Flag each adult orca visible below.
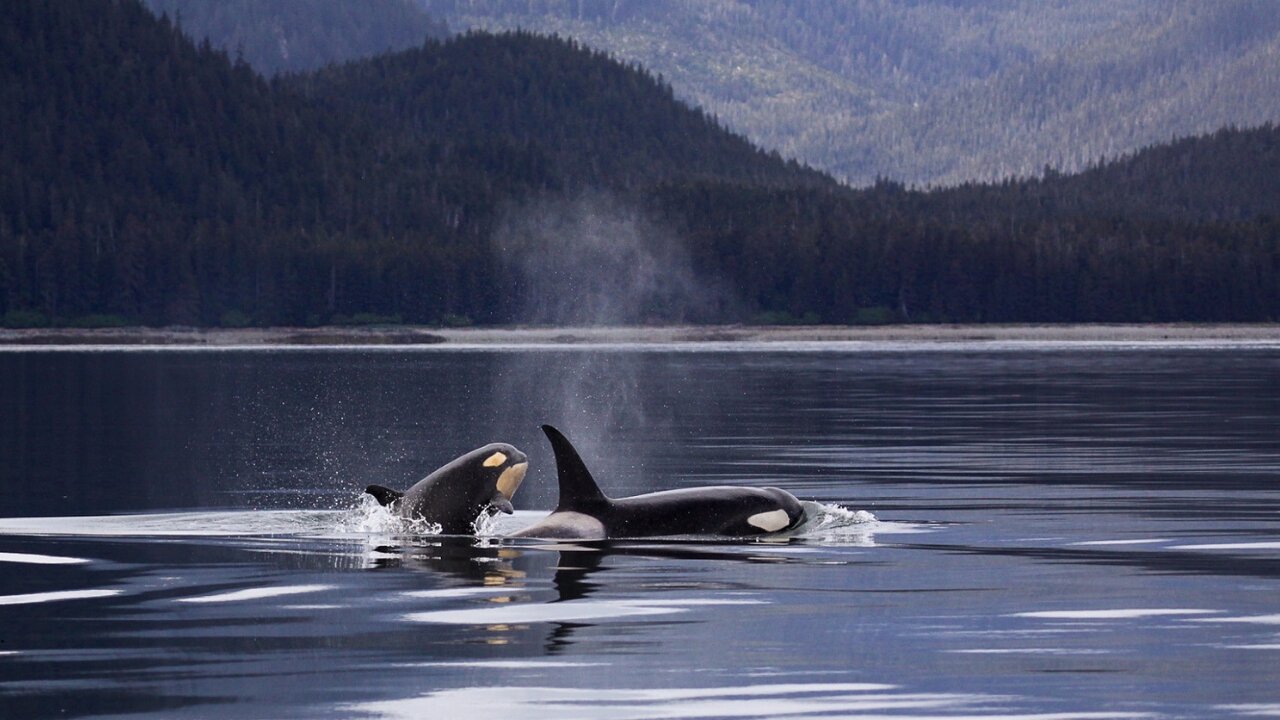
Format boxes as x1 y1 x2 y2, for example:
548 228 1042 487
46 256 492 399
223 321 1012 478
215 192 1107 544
366 443 528 534
511 425 805 540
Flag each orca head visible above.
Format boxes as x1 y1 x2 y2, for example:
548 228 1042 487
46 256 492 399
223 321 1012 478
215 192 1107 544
366 442 529 522
465 442 530 515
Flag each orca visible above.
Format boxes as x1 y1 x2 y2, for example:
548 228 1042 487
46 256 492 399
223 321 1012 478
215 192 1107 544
366 443 528 534
511 425 805 540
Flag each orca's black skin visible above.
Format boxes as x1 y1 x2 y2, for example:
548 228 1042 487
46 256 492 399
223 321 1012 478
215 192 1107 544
366 443 528 534
511 425 806 540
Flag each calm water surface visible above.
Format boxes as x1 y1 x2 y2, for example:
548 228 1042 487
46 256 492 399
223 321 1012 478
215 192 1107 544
0 343 1278 719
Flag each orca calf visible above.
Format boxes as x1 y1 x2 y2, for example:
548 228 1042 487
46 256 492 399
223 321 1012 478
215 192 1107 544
512 425 805 540
366 443 528 534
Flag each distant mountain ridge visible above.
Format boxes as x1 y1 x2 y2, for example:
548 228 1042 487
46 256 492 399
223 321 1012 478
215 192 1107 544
945 123 1280 225
0 0 819 328
1 0 1274 329
428 0 1280 186
142 0 449 75
288 30 826 192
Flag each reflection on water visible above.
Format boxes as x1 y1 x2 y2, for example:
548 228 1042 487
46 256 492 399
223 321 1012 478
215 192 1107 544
348 683 1060 720
0 346 1278 718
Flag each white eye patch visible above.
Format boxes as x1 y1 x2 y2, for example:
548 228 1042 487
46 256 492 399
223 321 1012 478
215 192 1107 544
747 509 791 532
483 452 508 468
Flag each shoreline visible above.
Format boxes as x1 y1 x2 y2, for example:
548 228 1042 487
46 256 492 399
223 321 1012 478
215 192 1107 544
2 323 1279 347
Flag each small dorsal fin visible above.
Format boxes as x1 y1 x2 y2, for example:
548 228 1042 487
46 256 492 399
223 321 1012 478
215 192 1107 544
365 484 404 506
541 425 609 512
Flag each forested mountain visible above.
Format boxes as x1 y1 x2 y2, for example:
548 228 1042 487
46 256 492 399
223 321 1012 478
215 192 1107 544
0 0 816 328
931 125 1280 225
1 0 1275 329
649 123 1279 325
141 0 449 75
287 31 825 192
429 0 1280 186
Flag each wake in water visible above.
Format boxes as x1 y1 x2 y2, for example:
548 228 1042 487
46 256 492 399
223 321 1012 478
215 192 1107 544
335 494 443 536
0 497 891 546
335 496 882 544
786 501 880 544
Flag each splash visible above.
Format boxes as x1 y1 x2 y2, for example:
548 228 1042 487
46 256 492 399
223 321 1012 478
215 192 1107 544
470 509 502 538
786 501 880 545
334 495 442 536
334 495 520 539
0 500 902 546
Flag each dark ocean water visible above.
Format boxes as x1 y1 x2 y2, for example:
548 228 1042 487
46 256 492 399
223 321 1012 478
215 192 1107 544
1 343 1277 719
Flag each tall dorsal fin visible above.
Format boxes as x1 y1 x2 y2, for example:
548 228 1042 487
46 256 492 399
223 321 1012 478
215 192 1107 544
365 484 404 507
541 425 609 512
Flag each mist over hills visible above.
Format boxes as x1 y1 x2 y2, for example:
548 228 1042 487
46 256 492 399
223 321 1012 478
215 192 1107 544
429 0 1280 186
1 0 1275 329
142 0 449 76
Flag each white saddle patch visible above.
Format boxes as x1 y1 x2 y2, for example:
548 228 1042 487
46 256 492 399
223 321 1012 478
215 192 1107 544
518 511 607 540
747 509 791 532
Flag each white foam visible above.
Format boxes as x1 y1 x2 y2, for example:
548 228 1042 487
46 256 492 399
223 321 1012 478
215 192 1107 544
1014 609 1218 620
402 587 521 599
1069 539 1171 547
471 511 503 538
0 510 341 537
782 502 911 546
345 683 1151 720
1169 542 1280 551
0 551 90 565
0 505 456 540
404 598 763 624
1190 614 1280 625
410 660 609 669
337 497 443 536
1218 705 1280 717
0 504 913 545
947 648 1113 656
0 588 121 606
178 584 333 604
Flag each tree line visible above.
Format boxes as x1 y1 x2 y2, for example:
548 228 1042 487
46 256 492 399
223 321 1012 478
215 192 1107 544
1 0 1275 328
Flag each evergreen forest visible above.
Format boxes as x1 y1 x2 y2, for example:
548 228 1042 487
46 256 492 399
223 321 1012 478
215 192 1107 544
2 0 1276 329
432 0 1280 187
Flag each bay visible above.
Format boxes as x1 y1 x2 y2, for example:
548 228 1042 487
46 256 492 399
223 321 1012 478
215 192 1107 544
0 343 1277 719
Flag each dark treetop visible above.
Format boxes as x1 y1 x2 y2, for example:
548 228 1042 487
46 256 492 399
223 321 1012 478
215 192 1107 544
1 0 1275 328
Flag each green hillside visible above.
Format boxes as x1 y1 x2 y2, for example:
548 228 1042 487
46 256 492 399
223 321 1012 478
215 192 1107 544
430 0 1280 186
288 30 826 191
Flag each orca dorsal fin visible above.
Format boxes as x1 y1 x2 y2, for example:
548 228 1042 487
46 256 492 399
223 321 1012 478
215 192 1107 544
541 425 609 512
365 484 404 507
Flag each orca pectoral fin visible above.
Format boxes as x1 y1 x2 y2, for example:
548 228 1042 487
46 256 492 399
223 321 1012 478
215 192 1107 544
366 485 405 506
488 494 515 515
